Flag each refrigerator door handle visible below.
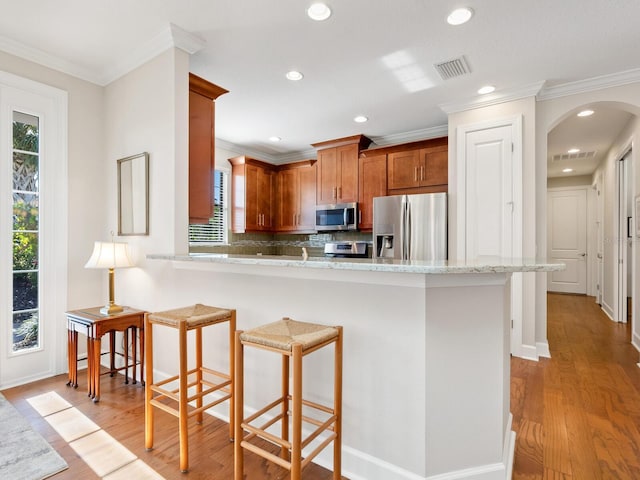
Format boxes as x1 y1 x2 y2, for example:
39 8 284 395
400 198 407 260
406 202 412 260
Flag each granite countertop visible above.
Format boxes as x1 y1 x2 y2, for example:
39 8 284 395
147 253 565 274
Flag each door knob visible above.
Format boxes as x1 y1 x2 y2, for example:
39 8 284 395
578 253 586 257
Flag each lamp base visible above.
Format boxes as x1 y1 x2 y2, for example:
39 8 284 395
99 304 124 316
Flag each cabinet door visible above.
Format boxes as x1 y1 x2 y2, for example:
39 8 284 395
336 144 359 203
189 90 214 223
421 146 448 186
317 148 337 204
245 164 261 230
258 168 275 229
387 149 421 190
276 168 298 231
298 163 317 231
358 154 387 231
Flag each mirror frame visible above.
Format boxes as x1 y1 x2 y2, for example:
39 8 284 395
117 152 149 236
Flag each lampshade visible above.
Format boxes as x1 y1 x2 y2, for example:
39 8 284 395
85 241 134 269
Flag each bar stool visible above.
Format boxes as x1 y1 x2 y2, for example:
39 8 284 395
144 304 236 473
234 317 343 480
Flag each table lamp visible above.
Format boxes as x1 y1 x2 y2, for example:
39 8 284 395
85 239 134 315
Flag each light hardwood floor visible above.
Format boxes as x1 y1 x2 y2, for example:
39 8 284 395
3 293 640 479
511 293 640 479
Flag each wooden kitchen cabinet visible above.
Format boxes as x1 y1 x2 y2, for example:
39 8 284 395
188 73 228 224
387 144 448 194
358 154 387 231
275 160 317 232
312 135 372 205
229 156 276 233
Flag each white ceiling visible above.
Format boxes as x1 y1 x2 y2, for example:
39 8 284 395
1 0 640 171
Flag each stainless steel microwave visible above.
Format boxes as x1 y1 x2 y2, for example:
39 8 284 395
315 202 358 231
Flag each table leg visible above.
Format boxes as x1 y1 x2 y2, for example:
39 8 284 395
93 337 102 402
124 328 130 384
72 330 78 388
87 336 93 397
109 331 116 377
131 326 137 385
66 328 73 386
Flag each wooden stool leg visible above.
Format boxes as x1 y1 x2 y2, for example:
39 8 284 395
196 326 203 424
144 315 154 451
234 331 244 480
333 327 343 480
87 336 93 397
179 321 189 473
291 343 303 480
93 337 102 402
228 310 236 440
281 352 290 461
140 325 145 386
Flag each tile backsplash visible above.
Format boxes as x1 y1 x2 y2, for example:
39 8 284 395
189 231 373 257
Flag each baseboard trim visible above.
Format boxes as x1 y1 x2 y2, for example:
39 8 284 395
537 341 551 358
601 302 614 321
632 332 640 353
517 344 539 361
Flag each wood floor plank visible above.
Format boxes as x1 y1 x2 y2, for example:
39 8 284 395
512 293 640 480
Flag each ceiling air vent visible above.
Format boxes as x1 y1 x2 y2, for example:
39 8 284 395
551 151 597 162
434 56 470 80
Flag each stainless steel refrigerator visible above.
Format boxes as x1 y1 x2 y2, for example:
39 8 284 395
373 192 447 261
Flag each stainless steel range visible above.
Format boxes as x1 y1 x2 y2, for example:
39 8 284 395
324 241 369 258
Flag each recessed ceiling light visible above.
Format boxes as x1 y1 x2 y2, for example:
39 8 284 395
307 3 332 21
577 109 594 117
286 70 304 81
269 136 282 142
353 115 368 123
568 148 580 154
562 168 573 173
447 7 474 26
477 85 495 95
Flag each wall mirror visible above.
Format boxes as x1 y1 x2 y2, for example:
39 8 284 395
118 152 149 236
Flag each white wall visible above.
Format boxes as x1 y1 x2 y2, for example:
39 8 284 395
537 86 640 354
547 175 592 189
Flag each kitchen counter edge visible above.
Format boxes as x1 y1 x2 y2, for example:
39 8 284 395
146 253 564 274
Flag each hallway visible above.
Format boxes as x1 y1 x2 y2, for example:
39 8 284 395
512 293 640 479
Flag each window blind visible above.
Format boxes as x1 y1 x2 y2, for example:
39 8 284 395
189 170 227 244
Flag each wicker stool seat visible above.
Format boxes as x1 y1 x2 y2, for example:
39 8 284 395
234 317 343 480
145 304 236 473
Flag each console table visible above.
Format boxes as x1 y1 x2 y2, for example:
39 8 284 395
66 307 145 402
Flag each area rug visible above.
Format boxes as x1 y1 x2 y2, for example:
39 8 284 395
0 392 68 479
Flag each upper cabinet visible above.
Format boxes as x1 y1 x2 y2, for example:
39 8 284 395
229 156 276 233
358 154 387 231
275 160 317 233
189 73 228 224
312 135 373 205
366 137 448 195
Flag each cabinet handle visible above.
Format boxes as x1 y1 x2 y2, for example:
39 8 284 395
421 165 425 181
414 167 418 182
293 213 297 226
359 211 362 224
338 186 342 199
333 187 337 199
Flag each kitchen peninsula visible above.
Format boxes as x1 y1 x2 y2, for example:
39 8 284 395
146 253 562 480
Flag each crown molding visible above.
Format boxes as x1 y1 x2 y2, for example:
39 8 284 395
0 34 105 85
369 124 449 146
102 23 206 85
537 67 640 101
0 23 205 86
439 81 545 114
215 138 281 164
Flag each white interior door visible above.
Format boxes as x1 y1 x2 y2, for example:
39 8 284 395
547 188 587 294
459 120 524 356
464 125 514 259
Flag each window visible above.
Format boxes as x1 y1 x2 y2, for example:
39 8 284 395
189 169 228 244
12 112 40 352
